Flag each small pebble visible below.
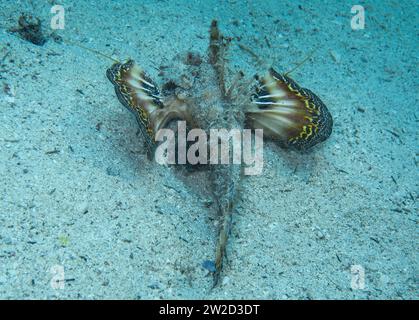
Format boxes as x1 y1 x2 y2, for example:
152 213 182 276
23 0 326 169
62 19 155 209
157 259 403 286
106 166 120 177
75 201 88 214
329 50 341 63
222 276 230 286
202 199 214 208
2 83 15 103
202 260 216 272
3 237 13 245
148 283 160 289
316 230 325 240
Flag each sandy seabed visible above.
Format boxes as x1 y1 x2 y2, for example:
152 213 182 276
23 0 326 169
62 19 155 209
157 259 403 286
0 0 417 299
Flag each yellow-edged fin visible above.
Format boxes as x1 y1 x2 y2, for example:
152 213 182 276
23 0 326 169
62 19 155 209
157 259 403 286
106 60 164 158
247 68 332 150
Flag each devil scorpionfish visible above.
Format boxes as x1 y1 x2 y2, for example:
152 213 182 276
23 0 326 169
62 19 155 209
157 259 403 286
105 20 333 286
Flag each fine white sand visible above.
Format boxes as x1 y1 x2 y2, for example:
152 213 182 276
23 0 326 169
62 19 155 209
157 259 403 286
0 0 417 299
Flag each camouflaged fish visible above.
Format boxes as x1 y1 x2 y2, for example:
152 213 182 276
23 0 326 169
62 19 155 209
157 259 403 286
105 20 333 286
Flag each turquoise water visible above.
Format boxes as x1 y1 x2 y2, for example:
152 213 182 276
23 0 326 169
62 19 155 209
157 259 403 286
0 0 417 299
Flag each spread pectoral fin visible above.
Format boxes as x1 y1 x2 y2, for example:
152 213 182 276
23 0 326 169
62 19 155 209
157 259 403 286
107 60 192 158
245 68 333 150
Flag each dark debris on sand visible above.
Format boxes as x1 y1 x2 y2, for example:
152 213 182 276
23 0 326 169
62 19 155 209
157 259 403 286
9 14 47 46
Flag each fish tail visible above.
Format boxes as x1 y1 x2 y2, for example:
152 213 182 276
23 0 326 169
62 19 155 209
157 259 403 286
213 205 233 286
